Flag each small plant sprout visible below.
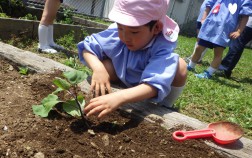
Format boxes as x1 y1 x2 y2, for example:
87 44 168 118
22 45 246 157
18 66 29 75
32 70 89 122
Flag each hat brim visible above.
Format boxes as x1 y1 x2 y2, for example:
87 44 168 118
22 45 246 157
162 16 179 42
109 8 151 27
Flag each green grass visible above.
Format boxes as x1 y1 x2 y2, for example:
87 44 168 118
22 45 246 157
175 36 252 139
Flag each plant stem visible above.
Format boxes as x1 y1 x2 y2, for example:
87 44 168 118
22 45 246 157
67 90 90 128
74 97 90 128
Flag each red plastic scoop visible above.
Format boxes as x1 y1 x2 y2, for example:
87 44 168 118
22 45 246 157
173 121 244 144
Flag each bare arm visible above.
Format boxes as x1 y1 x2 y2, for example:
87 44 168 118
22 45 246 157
117 83 157 104
201 7 211 24
83 51 112 96
84 83 158 118
230 15 249 39
83 51 158 118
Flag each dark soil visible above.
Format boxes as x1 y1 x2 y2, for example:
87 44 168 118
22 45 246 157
0 56 227 158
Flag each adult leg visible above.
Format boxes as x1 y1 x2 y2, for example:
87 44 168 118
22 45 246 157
38 0 61 53
221 27 252 73
40 0 61 26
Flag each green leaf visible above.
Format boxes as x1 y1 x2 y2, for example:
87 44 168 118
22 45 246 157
32 94 62 117
63 70 88 85
53 78 71 90
52 87 64 94
62 97 86 117
32 104 48 117
63 100 81 117
78 95 86 111
18 66 29 75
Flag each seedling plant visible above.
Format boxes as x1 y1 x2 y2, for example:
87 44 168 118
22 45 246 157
32 70 90 123
18 66 29 75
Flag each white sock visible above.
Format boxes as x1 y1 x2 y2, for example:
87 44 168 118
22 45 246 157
207 66 217 75
38 24 49 48
160 85 185 107
199 48 208 61
48 25 55 45
189 42 198 58
189 60 196 68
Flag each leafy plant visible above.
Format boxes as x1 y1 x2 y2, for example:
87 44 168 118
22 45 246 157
32 70 89 120
0 13 9 18
0 0 26 17
64 56 92 74
19 13 37 20
56 30 77 52
18 66 29 75
59 7 74 24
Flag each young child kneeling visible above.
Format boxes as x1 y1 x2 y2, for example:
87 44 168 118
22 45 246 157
78 0 187 118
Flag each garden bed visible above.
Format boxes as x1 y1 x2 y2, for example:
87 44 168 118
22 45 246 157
0 56 227 158
1 42 252 158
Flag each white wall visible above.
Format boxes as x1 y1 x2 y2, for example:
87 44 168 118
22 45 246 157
63 0 204 25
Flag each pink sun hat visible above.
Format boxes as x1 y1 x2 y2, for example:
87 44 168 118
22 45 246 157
108 0 179 42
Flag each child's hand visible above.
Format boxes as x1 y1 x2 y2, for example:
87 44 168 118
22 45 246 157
229 31 241 40
91 70 112 97
84 92 123 118
201 19 206 24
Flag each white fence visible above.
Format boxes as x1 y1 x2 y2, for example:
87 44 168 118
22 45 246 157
24 0 252 47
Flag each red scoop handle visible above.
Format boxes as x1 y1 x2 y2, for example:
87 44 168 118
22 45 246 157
173 128 216 141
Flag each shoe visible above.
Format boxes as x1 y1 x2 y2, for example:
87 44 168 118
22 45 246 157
184 56 202 64
38 45 58 54
184 56 191 63
224 70 231 78
49 43 65 50
215 70 232 78
197 60 203 64
195 70 212 79
187 65 195 71
157 101 179 111
158 99 173 108
218 64 226 71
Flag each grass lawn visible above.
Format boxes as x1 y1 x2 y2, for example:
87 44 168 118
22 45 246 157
3 33 252 139
175 36 252 139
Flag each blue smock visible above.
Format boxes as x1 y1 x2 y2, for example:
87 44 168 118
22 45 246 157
198 0 252 47
197 0 210 22
77 25 179 102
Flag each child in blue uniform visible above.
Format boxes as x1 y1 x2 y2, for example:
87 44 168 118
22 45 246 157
219 16 252 78
189 0 210 63
78 0 187 118
187 0 252 79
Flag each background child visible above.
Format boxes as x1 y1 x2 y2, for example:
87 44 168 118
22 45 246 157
187 0 252 79
78 0 187 118
187 0 209 63
219 16 252 78
38 0 64 53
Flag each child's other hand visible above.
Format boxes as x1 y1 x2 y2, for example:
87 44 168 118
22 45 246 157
201 19 205 24
229 31 241 40
91 70 111 97
84 92 122 118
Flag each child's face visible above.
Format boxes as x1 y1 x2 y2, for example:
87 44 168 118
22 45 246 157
117 22 161 51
